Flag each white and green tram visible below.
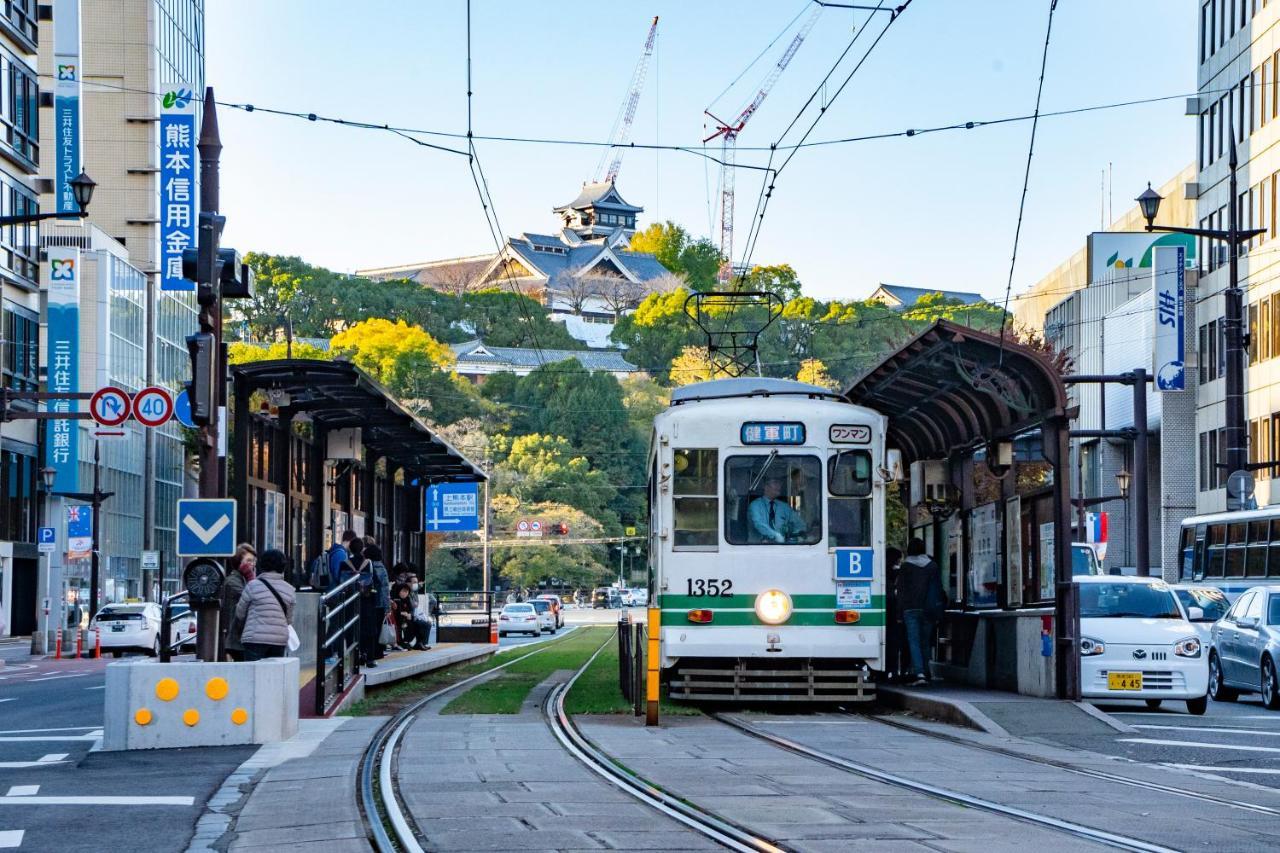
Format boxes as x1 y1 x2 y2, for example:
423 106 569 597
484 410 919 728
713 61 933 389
647 377 891 702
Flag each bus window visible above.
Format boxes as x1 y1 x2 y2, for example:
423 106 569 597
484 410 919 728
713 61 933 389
672 449 718 550
1206 524 1226 577
1226 522 1247 576
1179 526 1195 580
1248 521 1270 577
829 451 872 548
1270 520 1280 576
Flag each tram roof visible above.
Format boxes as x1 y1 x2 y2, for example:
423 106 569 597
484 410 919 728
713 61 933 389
670 377 843 404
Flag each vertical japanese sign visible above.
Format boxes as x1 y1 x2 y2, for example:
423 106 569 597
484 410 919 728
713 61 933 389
45 247 81 493
53 0 81 215
1153 244 1186 391
160 85 196 291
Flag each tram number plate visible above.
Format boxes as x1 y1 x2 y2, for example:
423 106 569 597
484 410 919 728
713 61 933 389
829 424 871 444
686 578 733 597
1107 672 1143 691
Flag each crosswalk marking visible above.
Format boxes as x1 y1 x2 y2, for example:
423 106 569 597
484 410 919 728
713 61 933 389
0 830 23 848
0 754 69 769
1165 763 1280 775
6 786 37 797
1120 737 1280 754
1132 723 1280 736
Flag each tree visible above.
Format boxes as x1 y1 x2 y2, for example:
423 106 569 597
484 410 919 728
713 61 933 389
629 221 722 290
620 375 669 438
227 340 331 365
491 433 619 529
459 290 584 349
489 500 609 590
796 358 838 390
669 345 716 386
740 263 802 302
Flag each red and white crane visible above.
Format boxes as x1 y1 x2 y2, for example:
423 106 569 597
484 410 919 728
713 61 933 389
596 16 660 185
704 4 822 283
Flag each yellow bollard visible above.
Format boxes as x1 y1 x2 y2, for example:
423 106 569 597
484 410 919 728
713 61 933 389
645 605 660 726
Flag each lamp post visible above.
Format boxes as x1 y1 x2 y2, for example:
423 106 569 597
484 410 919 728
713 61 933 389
0 172 95 226
1138 127 1266 511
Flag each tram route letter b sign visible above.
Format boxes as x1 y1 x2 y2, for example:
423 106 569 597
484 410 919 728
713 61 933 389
834 547 874 581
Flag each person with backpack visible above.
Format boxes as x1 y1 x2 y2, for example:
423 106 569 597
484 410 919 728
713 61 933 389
234 549 296 661
364 542 391 659
314 529 357 590
896 538 944 686
343 538 381 667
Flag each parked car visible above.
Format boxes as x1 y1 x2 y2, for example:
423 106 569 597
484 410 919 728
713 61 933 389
498 603 540 637
529 598 556 634
89 602 196 657
619 588 649 607
1076 576 1210 715
592 587 617 609
1071 543 1103 576
1171 584 1232 643
1208 584 1280 709
535 594 564 628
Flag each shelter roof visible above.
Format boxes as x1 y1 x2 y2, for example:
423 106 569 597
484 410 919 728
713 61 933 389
231 359 486 482
843 320 1068 464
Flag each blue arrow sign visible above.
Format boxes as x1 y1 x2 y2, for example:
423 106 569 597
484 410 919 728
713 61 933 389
177 498 238 557
424 482 479 532
173 388 195 428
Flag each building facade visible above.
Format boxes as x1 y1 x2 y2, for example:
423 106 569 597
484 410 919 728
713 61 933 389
449 339 638 382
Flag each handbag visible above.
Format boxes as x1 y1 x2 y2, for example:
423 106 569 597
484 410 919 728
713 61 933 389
262 578 301 653
379 619 396 647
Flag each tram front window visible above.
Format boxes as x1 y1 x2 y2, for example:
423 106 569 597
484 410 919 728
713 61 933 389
725 455 821 545
829 450 872 548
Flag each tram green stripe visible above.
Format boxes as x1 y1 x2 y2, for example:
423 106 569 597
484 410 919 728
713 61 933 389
659 594 885 609
659 610 886 627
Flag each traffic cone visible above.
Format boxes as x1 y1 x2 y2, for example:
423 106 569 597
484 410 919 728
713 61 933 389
54 628 62 660
75 629 83 659
94 628 101 659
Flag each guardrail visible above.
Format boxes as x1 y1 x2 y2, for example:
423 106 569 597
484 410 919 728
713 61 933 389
433 590 495 644
617 613 644 716
315 573 363 716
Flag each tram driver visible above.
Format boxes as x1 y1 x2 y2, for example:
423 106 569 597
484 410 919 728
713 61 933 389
749 475 808 543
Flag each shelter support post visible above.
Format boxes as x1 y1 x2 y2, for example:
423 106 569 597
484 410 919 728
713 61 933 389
1045 417 1080 700
1132 368 1150 577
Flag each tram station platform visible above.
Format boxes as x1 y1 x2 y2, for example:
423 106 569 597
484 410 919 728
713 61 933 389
362 642 494 688
879 681 1133 738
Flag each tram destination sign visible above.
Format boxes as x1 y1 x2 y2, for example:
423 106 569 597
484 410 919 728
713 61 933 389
829 424 872 444
741 422 805 445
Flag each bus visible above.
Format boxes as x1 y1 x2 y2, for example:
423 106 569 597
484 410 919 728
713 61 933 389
1178 507 1280 600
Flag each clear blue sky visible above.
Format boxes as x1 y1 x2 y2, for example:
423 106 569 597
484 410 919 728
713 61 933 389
207 1 1195 303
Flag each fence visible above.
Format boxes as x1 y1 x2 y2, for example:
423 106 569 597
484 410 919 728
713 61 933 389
433 591 495 644
616 614 645 716
315 573 363 716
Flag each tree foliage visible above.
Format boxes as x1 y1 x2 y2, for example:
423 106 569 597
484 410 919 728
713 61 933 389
628 221 722 291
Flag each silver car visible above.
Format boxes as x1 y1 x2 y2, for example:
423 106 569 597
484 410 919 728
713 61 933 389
1208 584 1280 709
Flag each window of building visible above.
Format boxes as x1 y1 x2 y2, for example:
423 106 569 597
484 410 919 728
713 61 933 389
1250 304 1259 364
0 172 36 288
1201 2 1210 61
724 454 822 546
0 1 36 50
1265 63 1272 128
1274 52 1280 119
2 302 35 393
672 448 717 550
3 51 36 166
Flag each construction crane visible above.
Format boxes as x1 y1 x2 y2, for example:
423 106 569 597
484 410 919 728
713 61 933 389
704 4 822 283
595 16 660 185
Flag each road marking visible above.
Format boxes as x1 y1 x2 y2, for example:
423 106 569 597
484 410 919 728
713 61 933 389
28 673 93 683
182 513 229 545
0 795 194 806
0 727 100 735
6 786 37 797
1121 737 1280 754
85 685 104 690
1165 763 1280 775
1114 711 1280 719
0 734 101 742
0 830 22 848
0 754 69 769
1132 724 1280 736
0 699 13 704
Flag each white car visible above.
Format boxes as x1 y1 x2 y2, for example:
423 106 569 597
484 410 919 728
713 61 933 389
89 602 197 657
1170 584 1232 644
1077 576 1210 715
498 603 540 637
620 588 649 607
529 598 556 634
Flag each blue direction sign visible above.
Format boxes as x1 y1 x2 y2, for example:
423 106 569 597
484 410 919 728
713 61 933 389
177 498 237 556
834 547 875 581
37 526 56 553
424 482 479 532
173 388 195 428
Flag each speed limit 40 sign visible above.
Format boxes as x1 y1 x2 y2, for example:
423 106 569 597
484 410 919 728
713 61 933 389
132 386 175 428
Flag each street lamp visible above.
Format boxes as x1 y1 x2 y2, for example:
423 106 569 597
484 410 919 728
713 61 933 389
40 466 56 492
1115 468 1131 499
0 171 96 226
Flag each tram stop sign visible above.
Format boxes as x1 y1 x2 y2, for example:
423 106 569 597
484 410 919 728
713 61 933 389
424 482 479 532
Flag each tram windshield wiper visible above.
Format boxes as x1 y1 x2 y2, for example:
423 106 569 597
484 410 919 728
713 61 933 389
749 450 780 493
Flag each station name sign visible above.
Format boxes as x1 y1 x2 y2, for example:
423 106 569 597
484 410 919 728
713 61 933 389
741 422 806 445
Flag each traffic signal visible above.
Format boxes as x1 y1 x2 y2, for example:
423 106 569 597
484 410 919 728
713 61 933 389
181 212 226 307
185 331 216 425
549 522 569 536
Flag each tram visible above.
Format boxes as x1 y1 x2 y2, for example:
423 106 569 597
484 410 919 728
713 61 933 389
647 376 892 702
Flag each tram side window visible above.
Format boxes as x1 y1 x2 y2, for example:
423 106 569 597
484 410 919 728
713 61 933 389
1247 520 1270 577
724 455 822 545
1206 523 1226 577
829 451 872 548
673 449 718 550
1226 522 1247 576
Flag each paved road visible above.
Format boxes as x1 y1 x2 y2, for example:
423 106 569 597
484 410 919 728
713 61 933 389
0 652 251 852
1089 694 1280 788
496 605 642 649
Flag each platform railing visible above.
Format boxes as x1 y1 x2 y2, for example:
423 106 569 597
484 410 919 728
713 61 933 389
315 573 362 716
433 590 494 643
617 613 644 716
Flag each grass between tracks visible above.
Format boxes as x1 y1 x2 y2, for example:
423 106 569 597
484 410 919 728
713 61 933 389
564 630 702 716
441 627 610 714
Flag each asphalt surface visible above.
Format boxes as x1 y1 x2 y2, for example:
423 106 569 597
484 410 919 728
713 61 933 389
0 647 252 852
496 604 642 649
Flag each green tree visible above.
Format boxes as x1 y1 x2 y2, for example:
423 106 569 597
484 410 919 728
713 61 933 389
227 340 331 365
796 358 838 390
459 290 584 349
489 499 609 590
629 221 722 290
491 433 619 530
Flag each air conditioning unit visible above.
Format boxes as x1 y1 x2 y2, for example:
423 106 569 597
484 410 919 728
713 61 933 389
327 428 362 461
909 460 947 506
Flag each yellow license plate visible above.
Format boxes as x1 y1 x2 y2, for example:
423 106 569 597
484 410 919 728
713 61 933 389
1108 672 1143 690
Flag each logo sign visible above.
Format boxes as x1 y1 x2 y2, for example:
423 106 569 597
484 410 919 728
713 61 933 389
177 498 238 556
173 387 196 428
45 246 80 494
89 386 131 427
1152 244 1186 392
141 550 160 570
132 386 174 427
741 421 806 445
37 527 56 554
53 0 82 216
160 85 196 291
834 547 874 581
424 482 480 532
1089 231 1196 282
66 505 92 556
829 424 872 445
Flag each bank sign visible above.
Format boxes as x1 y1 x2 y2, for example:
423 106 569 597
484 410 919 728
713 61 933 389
1152 244 1186 392
45 247 80 493
160 85 196 291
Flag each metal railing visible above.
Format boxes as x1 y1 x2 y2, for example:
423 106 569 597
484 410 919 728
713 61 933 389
315 573 363 716
433 590 495 643
617 614 644 716
158 592 192 663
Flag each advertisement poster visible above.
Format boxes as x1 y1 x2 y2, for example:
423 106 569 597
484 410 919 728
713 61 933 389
836 581 871 610
968 502 1000 608
1039 521 1056 601
53 0 81 214
1005 497 1023 608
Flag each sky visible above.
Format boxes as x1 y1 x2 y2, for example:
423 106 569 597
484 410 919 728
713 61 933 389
207 1 1196 304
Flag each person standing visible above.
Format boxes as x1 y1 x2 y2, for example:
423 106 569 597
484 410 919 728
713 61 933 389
364 543 391 660
896 538 942 686
220 543 256 662
883 546 904 681
234 549 296 661
328 529 357 588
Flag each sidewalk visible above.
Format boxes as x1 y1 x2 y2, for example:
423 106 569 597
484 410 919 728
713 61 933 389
878 680 1131 737
362 641 494 687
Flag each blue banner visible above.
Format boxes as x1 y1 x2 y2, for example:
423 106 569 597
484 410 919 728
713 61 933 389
160 86 196 291
1153 245 1186 392
53 0 81 215
45 247 80 493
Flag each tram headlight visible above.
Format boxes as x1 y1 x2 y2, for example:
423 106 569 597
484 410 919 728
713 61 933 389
755 589 792 625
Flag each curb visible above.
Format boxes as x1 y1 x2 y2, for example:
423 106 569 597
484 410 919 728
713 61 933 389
1073 700 1138 733
878 685 1011 737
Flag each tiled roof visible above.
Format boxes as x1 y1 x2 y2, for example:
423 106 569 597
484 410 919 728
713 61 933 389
451 339 637 372
507 235 670 283
554 180 643 213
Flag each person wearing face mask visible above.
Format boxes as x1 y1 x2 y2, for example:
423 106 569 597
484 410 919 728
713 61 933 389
221 543 256 661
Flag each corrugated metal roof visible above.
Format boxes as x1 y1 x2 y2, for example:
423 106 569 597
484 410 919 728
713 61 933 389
874 284 987 306
451 339 637 372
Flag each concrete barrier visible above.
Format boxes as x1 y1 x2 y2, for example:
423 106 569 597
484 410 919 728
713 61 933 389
102 657 298 751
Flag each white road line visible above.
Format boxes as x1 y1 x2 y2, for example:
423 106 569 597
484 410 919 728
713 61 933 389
0 699 13 703
1121 737 1280 754
1132 723 1280 736
1165 763 1280 775
0 830 22 848
0 727 100 735
0 795 194 806
0 734 100 742
1114 711 1280 719
6 786 37 797
84 685 104 690
28 673 93 683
